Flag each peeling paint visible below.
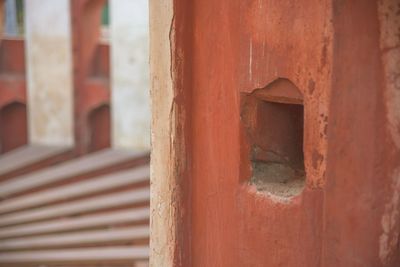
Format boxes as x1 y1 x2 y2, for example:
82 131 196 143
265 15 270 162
149 1 179 266
380 168 400 264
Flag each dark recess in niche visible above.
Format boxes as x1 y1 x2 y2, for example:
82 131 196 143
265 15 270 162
241 78 305 198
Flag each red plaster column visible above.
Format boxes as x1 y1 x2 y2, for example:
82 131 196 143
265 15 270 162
71 0 110 154
150 0 400 266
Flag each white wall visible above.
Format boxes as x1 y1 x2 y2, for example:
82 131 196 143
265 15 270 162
24 0 74 147
110 0 150 150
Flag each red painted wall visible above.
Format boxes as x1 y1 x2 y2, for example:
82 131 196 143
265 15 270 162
0 39 27 153
71 0 110 154
159 0 400 266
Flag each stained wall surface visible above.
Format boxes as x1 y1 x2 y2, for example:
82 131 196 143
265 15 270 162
150 0 400 266
25 0 74 147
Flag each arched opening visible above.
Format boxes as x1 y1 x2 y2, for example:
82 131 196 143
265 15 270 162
88 104 111 152
0 101 27 153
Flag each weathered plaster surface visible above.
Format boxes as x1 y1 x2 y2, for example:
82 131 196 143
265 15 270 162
110 0 150 150
25 0 74 146
378 0 400 264
149 1 175 266
150 0 400 266
239 0 333 189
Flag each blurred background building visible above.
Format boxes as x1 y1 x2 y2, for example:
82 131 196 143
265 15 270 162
0 0 150 266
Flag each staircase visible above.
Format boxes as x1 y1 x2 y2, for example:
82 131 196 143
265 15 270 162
0 149 150 267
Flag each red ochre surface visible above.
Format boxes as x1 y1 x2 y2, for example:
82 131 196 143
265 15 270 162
0 39 27 153
160 0 400 266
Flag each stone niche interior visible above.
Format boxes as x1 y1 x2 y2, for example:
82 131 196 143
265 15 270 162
241 78 305 198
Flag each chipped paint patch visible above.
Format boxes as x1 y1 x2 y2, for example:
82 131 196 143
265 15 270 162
379 168 400 264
